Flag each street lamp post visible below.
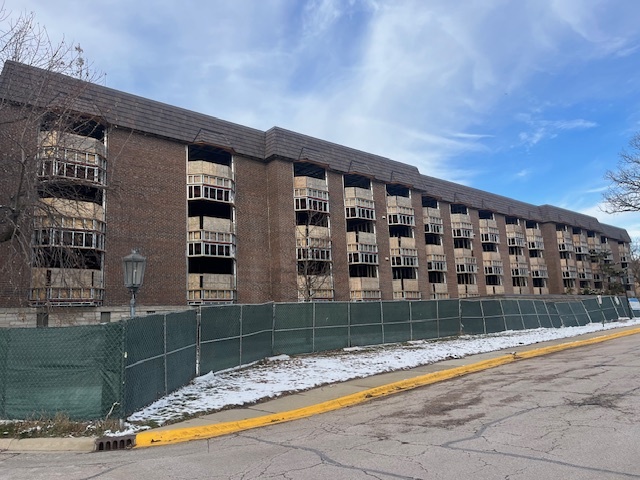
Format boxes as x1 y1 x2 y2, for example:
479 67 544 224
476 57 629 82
123 249 147 318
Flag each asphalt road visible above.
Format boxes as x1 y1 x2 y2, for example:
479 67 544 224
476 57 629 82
2 334 640 479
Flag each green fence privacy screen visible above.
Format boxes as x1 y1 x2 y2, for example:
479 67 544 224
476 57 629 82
0 296 634 420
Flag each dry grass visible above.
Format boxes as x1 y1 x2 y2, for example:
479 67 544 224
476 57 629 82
0 413 122 439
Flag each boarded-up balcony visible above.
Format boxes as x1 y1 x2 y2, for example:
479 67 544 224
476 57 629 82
349 277 381 301
486 285 505 295
188 217 235 258
392 278 421 300
425 243 445 256
29 267 104 306
188 273 236 303
458 284 479 298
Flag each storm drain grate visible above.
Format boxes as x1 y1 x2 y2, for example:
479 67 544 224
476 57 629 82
94 435 136 452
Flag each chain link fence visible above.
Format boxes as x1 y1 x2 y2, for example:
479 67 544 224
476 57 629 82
0 295 634 420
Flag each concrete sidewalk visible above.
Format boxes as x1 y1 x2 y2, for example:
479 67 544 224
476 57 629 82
3 322 640 453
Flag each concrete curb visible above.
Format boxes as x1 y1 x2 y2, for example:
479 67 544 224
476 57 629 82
134 325 640 448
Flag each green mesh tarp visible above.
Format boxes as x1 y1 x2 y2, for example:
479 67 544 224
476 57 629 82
165 310 197 394
460 300 485 335
1 323 123 420
438 299 461 338
314 303 349 351
123 311 197 416
240 303 273 365
502 300 525 331
518 300 541 330
273 303 313 355
482 300 506 334
410 301 439 340
350 302 383 346
200 305 241 373
382 302 411 343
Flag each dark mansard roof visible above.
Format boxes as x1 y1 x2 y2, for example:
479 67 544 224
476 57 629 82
0 61 629 242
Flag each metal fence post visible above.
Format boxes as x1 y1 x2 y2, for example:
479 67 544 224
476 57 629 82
163 314 168 396
380 300 385 344
239 304 243 366
195 306 201 377
312 302 316 353
409 301 414 341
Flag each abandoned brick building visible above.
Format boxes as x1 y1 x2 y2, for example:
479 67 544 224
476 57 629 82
0 61 632 325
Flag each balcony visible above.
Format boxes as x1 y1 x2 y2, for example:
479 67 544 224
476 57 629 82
425 243 445 256
349 277 381 301
455 256 477 273
486 285 505 295
431 282 449 299
297 274 334 301
29 267 104 307
188 217 235 258
458 284 479 298
188 273 235 303
427 254 447 271
392 279 421 300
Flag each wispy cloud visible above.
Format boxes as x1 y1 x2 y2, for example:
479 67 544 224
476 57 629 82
518 116 598 146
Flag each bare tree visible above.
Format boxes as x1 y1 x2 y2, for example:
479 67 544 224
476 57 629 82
0 8 107 311
604 133 640 213
295 210 334 302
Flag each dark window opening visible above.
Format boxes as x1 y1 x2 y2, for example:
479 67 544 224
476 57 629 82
188 201 233 220
454 237 472 249
344 174 370 189
525 220 538 229
486 275 501 286
296 211 329 227
294 162 326 179
347 218 374 233
38 183 103 205
573 227 582 234
189 257 234 274
41 114 105 140
298 260 331 276
450 204 467 215
482 243 497 252
478 210 493 220
513 277 527 287
386 184 410 197
509 246 524 256
392 267 417 279
425 233 442 245
587 230 596 237
533 278 545 288
457 273 475 285
349 264 377 277
188 144 232 166
559 251 571 259
33 247 102 270
422 196 438 208
505 216 519 225
428 271 445 283
529 249 541 258
389 225 412 238
556 224 566 231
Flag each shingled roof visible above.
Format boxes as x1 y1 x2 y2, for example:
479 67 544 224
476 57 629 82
0 61 266 159
0 61 630 242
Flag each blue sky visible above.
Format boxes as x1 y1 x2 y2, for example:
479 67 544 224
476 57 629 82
6 0 640 236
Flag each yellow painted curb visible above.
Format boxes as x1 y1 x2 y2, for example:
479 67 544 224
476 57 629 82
135 325 640 448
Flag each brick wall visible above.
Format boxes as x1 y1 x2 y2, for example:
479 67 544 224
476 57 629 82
234 156 272 303
266 159 297 302
104 129 186 308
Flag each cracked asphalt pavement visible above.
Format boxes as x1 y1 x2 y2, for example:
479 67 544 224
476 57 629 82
2 334 639 479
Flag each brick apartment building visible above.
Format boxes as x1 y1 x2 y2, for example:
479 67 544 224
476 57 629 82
0 61 632 326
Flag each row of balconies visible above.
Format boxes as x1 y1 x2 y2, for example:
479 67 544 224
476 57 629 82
31 132 107 306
